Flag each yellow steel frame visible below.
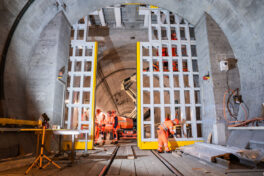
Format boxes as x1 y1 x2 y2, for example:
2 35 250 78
62 42 98 150
150 5 159 9
63 42 202 150
89 41 98 149
0 118 41 126
2 42 98 151
139 140 204 150
137 42 202 149
137 42 142 148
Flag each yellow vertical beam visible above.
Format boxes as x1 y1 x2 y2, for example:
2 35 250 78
137 42 142 149
89 41 98 149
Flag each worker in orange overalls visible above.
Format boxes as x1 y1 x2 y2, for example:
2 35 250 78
105 111 114 143
100 114 106 145
157 115 183 153
94 109 103 146
171 32 177 40
112 110 119 144
172 61 178 72
153 61 159 71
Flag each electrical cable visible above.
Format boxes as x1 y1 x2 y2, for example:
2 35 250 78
223 88 249 125
224 70 250 123
226 90 237 120
240 103 248 121
241 102 250 120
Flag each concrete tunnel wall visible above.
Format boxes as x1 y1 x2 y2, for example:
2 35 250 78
0 0 264 155
0 10 70 158
1 0 264 121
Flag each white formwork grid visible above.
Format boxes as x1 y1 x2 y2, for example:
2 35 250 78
66 16 95 143
139 8 203 142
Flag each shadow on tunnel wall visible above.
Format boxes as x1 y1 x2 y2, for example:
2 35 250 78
0 12 70 159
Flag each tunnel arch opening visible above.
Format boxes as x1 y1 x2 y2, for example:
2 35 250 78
3 0 263 155
4 0 246 120
64 4 204 149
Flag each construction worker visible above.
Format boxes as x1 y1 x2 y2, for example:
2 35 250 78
153 61 159 71
172 61 178 72
163 61 169 71
171 32 177 40
105 111 114 143
100 114 106 145
157 115 184 153
94 119 99 146
94 109 102 145
112 110 119 144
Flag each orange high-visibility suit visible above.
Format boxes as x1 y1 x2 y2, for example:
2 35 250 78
94 111 103 145
171 33 177 40
94 119 100 145
157 118 179 152
100 115 106 144
105 113 114 142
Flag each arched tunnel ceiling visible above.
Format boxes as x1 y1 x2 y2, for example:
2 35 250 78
2 0 264 118
95 43 143 116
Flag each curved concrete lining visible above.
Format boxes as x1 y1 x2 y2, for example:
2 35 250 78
3 0 264 119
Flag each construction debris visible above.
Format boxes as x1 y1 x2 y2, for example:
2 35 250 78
180 142 264 167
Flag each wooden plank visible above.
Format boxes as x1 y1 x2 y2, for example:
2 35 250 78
126 146 135 159
107 159 122 175
226 169 264 173
148 153 174 176
118 146 136 176
107 147 125 175
119 159 136 176
87 159 109 175
133 147 174 176
165 153 199 175
106 146 116 155
166 153 226 176
133 147 151 176
134 156 150 176
87 146 117 175
64 159 99 176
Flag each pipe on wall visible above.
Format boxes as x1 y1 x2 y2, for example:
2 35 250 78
0 0 35 99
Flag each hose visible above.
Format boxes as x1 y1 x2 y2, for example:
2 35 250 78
240 103 248 121
223 89 234 123
223 88 248 124
226 90 237 119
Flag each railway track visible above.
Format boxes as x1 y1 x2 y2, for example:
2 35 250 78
99 146 120 176
151 150 184 176
98 145 184 176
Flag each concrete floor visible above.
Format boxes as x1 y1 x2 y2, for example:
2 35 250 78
0 140 262 176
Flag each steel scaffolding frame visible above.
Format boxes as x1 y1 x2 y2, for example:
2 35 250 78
65 16 97 149
138 8 203 143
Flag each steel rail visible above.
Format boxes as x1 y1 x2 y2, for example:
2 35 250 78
152 150 184 176
99 145 119 176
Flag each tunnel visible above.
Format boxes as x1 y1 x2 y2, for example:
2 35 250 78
0 1 264 175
